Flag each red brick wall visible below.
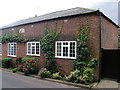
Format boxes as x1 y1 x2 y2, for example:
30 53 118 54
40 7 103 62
101 16 118 49
1 14 118 81
2 43 47 68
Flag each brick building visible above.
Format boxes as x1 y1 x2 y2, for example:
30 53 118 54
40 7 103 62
0 7 119 81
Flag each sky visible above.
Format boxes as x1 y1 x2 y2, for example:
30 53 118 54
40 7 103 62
0 0 119 27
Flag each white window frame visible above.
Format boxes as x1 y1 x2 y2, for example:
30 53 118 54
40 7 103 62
27 42 40 56
0 43 2 55
55 41 76 59
8 43 17 57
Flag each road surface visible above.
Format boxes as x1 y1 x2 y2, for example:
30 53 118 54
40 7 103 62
2 70 88 89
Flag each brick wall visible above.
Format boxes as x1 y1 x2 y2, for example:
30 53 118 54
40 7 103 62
1 13 118 81
101 16 118 49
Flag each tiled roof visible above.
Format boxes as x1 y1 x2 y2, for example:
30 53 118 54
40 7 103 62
0 7 97 29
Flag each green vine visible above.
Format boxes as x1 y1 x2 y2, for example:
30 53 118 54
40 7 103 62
71 24 97 83
73 24 97 70
73 24 89 70
1 32 28 43
40 26 60 73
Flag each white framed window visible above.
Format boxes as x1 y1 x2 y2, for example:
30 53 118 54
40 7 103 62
0 43 2 55
19 28 25 33
8 43 17 57
55 41 76 59
27 42 40 56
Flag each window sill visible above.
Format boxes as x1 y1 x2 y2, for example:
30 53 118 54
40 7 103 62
7 55 16 57
26 54 40 57
55 56 76 60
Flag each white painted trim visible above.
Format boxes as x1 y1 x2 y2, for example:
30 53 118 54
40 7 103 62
7 55 17 57
7 43 17 57
55 56 76 59
55 41 77 59
26 42 40 56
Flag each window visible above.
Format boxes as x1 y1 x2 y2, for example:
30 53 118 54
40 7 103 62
19 28 25 33
55 41 76 59
27 42 40 56
0 43 2 55
8 43 17 57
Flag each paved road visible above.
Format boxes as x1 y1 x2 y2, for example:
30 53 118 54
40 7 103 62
2 70 88 89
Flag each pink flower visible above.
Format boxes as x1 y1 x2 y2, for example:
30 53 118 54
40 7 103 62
17 65 21 67
23 68 26 71
26 62 28 64
29 60 33 62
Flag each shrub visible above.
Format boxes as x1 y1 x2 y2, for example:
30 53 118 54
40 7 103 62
17 64 23 72
22 57 35 63
38 68 47 73
72 61 87 71
87 57 97 68
52 72 62 80
12 68 19 73
16 57 22 65
46 60 58 74
77 67 94 84
1 58 12 68
65 69 81 82
22 59 39 75
66 68 94 84
39 71 51 78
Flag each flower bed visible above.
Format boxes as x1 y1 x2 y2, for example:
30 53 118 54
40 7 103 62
16 57 39 75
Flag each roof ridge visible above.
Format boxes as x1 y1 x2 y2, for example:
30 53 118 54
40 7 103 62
0 7 100 29
15 7 97 21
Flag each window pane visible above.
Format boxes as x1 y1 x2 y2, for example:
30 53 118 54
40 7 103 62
8 43 16 56
28 43 31 54
14 44 16 55
55 41 76 59
32 43 35 45
63 42 68 45
36 43 40 54
36 50 39 54
63 47 68 56
57 43 61 56
70 42 75 57
27 42 40 55
32 46 35 54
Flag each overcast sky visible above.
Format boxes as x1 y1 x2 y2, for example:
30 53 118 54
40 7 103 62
0 0 119 27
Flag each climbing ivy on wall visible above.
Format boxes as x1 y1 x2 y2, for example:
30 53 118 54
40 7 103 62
72 24 97 70
1 32 28 43
73 24 89 70
71 24 97 84
73 25 94 70
40 26 61 73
